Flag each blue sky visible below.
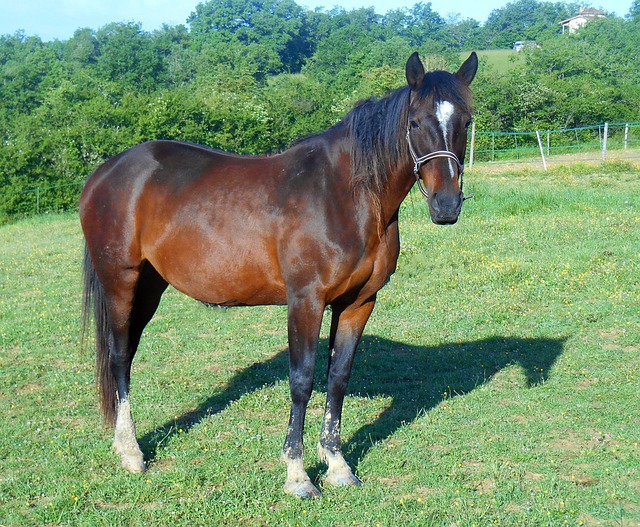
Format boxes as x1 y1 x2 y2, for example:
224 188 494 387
0 0 627 42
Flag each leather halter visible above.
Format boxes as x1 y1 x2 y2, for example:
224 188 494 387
405 125 473 201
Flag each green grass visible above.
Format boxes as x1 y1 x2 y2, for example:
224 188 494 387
462 49 522 74
1 164 639 526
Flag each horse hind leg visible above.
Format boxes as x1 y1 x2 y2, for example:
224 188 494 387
89 257 167 473
107 301 147 472
109 312 148 475
113 263 168 473
92 282 144 472
112 395 145 473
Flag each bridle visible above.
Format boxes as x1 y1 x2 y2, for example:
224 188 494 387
406 125 474 202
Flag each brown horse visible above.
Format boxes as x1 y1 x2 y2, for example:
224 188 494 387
81 52 478 498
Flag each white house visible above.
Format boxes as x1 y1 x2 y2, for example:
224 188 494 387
559 7 607 33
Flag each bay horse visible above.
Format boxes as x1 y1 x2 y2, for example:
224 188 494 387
80 52 478 498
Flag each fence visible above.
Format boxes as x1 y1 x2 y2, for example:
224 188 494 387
468 122 640 167
1 181 84 223
24 181 85 215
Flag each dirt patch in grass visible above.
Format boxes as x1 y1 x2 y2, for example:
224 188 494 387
473 478 497 494
548 429 591 457
15 381 45 395
524 471 545 481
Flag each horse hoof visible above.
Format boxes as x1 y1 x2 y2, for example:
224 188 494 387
120 454 146 474
283 480 322 499
324 469 362 487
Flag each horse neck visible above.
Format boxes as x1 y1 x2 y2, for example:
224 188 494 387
378 162 416 227
353 141 415 228
318 123 416 231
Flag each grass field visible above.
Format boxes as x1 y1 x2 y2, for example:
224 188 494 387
462 49 522 74
1 162 639 526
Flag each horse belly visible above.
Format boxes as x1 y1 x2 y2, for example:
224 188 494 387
144 225 287 307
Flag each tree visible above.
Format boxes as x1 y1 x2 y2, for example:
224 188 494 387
95 23 165 92
0 32 62 113
383 2 446 48
303 7 386 91
483 0 578 48
188 0 313 75
63 28 99 67
440 14 485 50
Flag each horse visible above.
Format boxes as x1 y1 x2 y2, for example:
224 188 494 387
80 52 478 499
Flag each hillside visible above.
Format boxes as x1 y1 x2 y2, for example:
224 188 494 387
473 49 524 73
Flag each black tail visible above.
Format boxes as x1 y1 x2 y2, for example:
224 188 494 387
82 245 117 427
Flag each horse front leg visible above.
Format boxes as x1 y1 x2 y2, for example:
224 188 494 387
318 300 375 487
281 296 324 498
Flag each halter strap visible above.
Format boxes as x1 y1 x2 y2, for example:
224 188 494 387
406 126 473 201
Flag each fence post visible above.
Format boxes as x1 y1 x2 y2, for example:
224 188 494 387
602 122 608 162
536 131 547 171
36 187 40 215
547 130 550 157
491 132 495 162
469 121 476 168
624 123 629 150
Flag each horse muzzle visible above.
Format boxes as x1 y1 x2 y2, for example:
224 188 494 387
428 191 463 225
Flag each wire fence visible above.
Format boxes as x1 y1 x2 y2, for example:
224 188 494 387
0 180 85 224
469 122 640 166
3 122 640 221
22 181 85 215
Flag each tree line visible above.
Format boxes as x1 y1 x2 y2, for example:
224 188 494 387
1 0 639 220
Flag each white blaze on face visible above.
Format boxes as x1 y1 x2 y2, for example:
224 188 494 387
435 100 456 178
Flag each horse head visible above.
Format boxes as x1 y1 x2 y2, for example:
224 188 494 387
405 52 478 225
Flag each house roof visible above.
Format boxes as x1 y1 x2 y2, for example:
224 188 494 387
560 6 607 25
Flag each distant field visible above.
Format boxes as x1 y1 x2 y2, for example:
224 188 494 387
1 163 638 526
463 48 523 74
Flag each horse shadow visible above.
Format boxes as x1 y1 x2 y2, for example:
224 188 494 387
139 334 566 476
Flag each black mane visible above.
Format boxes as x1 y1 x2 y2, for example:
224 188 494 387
343 85 411 197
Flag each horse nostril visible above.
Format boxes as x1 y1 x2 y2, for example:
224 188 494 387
431 192 440 212
432 192 462 214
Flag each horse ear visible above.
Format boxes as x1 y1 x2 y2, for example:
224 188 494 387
406 52 425 91
457 52 478 85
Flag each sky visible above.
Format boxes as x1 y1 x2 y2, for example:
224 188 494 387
0 0 629 42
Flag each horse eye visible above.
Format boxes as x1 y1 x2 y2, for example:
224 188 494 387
410 120 420 129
